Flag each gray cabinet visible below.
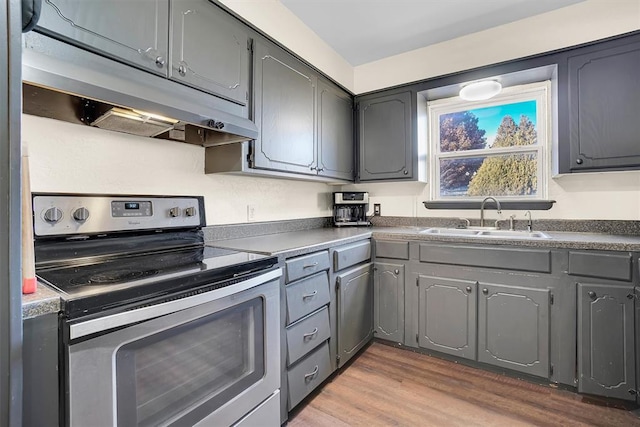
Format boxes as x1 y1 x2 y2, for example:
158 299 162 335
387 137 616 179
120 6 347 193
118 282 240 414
252 41 354 180
478 283 550 378
36 0 170 76
417 276 476 360
357 91 414 181
317 79 354 180
577 284 637 401
253 41 317 175
336 263 374 368
567 39 640 171
373 262 405 343
169 0 250 106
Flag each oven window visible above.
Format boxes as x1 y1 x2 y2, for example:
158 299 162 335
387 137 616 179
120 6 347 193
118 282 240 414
116 297 265 426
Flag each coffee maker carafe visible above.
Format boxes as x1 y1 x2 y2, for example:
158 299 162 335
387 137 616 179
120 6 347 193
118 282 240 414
333 192 371 227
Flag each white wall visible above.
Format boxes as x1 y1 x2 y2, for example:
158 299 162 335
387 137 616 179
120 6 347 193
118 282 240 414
23 115 333 225
219 0 354 91
354 0 640 93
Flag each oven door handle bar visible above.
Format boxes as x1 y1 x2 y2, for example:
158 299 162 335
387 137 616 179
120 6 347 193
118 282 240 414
69 268 282 340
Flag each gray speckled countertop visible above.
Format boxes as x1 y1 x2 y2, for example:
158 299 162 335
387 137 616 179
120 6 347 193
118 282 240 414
208 227 373 257
22 282 61 319
371 227 640 251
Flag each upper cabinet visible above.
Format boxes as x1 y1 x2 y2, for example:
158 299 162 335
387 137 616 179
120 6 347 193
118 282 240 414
565 38 640 172
253 41 317 175
357 91 414 181
250 40 354 180
317 79 354 180
36 0 170 76
169 0 250 106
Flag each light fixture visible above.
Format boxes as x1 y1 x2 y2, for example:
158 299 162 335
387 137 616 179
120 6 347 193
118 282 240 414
459 80 502 101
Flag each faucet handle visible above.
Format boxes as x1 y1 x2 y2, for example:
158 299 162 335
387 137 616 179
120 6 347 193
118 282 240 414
458 217 471 228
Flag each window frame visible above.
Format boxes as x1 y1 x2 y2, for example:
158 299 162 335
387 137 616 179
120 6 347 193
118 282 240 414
428 81 551 201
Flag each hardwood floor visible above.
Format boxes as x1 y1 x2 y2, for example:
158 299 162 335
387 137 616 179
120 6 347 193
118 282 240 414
288 342 640 427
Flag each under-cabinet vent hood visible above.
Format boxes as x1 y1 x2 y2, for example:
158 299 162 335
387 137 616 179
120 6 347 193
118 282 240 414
21 32 258 146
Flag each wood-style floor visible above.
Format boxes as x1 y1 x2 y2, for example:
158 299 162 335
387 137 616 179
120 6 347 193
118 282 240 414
288 342 640 427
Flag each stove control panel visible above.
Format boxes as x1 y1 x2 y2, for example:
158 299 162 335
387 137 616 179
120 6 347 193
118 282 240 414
33 194 205 237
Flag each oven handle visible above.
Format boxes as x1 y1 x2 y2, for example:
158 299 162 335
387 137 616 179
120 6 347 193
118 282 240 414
69 268 282 340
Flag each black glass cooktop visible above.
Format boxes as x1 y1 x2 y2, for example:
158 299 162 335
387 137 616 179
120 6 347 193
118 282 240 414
37 246 277 320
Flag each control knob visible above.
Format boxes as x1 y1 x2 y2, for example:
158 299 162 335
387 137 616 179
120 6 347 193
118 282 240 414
184 207 196 217
169 207 181 218
73 207 90 222
43 207 63 224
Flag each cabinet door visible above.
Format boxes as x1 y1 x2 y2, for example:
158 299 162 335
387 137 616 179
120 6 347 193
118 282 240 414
567 40 640 171
337 263 373 368
253 42 317 174
36 0 169 76
169 0 250 106
317 79 354 181
418 276 476 360
358 91 413 181
578 284 636 401
478 283 550 378
373 262 404 343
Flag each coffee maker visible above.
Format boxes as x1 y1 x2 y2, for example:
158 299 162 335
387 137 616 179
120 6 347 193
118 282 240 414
333 192 371 227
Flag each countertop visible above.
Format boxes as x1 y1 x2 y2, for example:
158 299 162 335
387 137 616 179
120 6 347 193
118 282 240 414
23 225 640 319
209 226 640 255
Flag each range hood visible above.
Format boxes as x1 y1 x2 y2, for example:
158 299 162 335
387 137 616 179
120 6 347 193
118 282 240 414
22 32 259 146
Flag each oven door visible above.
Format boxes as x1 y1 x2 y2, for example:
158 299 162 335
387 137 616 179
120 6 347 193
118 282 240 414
65 269 281 427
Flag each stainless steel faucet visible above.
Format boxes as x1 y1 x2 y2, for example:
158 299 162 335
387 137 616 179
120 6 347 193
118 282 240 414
480 197 502 227
525 210 533 232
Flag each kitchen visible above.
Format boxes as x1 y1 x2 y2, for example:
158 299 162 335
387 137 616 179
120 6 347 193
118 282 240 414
2 0 640 425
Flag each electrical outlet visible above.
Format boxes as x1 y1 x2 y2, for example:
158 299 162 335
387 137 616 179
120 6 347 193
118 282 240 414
247 205 256 222
373 204 381 216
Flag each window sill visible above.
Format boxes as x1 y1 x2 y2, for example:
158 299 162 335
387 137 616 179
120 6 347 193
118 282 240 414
423 200 556 210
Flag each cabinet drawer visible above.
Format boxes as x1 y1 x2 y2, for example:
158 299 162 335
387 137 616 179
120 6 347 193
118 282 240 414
286 251 330 283
285 272 330 324
286 307 331 366
375 240 409 260
568 251 632 282
287 341 332 410
333 240 371 272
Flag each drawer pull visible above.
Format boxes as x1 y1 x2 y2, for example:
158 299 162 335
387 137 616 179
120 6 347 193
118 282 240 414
303 328 319 340
302 290 318 300
303 262 319 269
304 365 319 382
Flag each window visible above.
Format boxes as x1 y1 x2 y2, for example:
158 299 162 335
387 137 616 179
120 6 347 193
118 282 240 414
428 82 550 200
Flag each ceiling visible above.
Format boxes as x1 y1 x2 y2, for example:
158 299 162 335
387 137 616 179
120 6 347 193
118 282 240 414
280 0 585 66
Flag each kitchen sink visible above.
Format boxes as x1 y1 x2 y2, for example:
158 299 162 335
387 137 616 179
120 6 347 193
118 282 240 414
477 230 551 239
419 228 551 239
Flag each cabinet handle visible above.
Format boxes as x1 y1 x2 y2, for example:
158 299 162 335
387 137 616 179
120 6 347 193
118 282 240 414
403 170 408 175
302 290 318 300
303 262 318 269
310 166 317 171
304 365 319 382
303 328 319 340
627 294 634 300
482 288 488 295
155 56 165 67
317 167 324 172
178 64 187 76
588 291 596 300
576 158 583 165
394 269 400 275
466 286 472 293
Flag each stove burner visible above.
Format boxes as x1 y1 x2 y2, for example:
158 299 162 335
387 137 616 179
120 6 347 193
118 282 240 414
70 269 159 286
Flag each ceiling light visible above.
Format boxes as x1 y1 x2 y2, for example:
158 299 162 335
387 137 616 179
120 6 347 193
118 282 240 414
459 80 502 101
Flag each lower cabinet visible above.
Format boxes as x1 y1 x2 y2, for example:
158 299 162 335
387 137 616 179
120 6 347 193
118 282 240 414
373 262 405 343
477 283 550 378
577 283 637 401
287 341 332 409
417 276 476 360
336 263 374 368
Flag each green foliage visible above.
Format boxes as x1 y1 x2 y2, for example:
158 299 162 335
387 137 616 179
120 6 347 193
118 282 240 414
467 115 538 197
439 111 486 191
